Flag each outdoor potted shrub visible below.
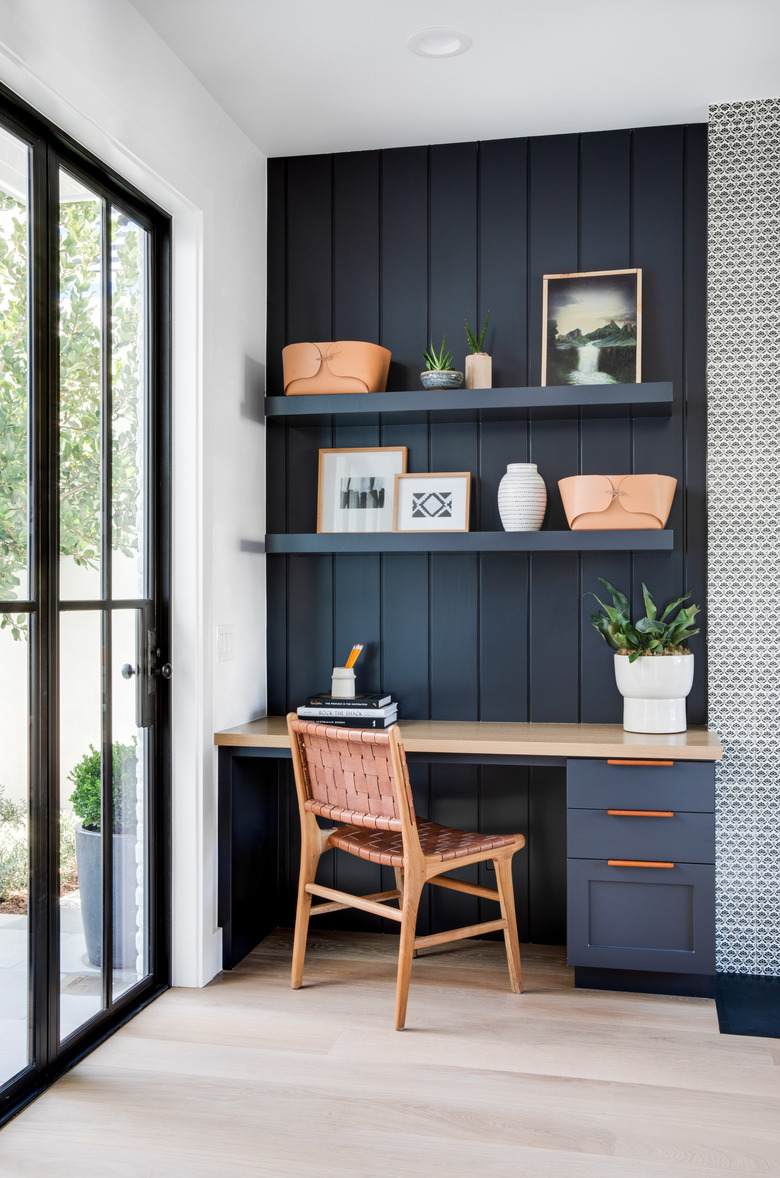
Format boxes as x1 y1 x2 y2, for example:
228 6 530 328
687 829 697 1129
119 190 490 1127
590 579 700 733
0 784 27 910
68 740 139 969
420 336 463 389
464 311 491 389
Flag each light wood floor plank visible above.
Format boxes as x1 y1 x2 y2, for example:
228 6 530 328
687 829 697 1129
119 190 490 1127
1 929 778 1178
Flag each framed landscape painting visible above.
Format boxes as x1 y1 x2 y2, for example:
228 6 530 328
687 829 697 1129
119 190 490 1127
542 268 642 387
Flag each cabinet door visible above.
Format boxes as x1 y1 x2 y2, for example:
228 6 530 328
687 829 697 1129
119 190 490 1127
567 858 715 974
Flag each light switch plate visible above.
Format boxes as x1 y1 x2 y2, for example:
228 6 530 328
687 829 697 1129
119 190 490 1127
216 623 237 662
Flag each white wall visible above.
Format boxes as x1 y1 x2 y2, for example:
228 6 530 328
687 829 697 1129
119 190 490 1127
0 0 268 985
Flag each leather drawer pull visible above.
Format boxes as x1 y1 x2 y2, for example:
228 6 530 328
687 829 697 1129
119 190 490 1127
607 759 674 766
607 809 674 817
608 859 675 868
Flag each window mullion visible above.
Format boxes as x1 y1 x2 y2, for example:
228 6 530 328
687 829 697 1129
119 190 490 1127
100 196 113 1009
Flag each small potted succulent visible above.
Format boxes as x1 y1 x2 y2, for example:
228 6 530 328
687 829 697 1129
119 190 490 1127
590 579 700 733
464 311 491 389
421 336 463 390
69 739 140 968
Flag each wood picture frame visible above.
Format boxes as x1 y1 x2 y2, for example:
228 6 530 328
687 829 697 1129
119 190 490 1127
542 268 642 387
317 446 408 533
393 472 471 533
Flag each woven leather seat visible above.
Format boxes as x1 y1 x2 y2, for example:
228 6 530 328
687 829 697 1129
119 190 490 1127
287 715 527 1029
329 818 517 868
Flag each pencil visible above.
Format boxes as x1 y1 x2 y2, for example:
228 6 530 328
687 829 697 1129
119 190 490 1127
345 644 363 669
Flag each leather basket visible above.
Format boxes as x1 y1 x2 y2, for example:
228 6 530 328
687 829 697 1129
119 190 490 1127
282 341 391 395
558 474 676 530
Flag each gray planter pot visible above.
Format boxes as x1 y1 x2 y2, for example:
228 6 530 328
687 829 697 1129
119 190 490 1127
75 824 140 969
420 369 463 389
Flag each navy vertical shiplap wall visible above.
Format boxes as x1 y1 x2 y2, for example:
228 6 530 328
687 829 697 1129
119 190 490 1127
266 127 707 941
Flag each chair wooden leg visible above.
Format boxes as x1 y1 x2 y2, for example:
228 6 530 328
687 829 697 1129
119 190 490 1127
291 838 321 990
494 855 524 994
393 867 419 957
394 871 424 1030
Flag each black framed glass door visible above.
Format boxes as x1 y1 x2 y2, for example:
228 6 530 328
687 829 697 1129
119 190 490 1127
0 84 170 1122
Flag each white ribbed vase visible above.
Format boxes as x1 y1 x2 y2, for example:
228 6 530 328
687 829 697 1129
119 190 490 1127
497 463 547 531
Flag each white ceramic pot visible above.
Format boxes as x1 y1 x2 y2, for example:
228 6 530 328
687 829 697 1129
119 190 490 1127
614 652 695 733
497 463 547 531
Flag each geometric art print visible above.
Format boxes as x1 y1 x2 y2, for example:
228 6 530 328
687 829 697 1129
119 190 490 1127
411 491 453 519
708 98 780 976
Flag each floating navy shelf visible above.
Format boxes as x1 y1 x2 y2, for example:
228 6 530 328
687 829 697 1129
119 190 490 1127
255 530 675 556
264 381 673 426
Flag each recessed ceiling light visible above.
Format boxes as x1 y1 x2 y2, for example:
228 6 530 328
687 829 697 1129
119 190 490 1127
407 27 472 59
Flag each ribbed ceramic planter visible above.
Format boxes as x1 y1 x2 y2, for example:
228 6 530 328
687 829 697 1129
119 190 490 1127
75 825 140 969
497 463 547 531
420 370 463 390
614 652 695 733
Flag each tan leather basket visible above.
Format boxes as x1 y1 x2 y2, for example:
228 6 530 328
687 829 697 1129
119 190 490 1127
282 341 391 395
558 474 676 530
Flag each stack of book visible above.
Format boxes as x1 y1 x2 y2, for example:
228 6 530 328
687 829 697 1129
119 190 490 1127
297 691 398 729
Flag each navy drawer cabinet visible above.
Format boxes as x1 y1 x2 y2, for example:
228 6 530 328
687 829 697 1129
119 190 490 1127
566 758 716 997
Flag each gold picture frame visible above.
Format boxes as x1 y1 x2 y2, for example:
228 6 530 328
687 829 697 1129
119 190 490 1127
392 472 471 533
317 446 408 534
542 268 642 387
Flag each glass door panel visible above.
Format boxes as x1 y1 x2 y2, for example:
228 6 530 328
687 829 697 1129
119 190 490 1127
0 127 30 603
59 610 103 1039
58 173 102 603
57 174 155 1039
0 125 31 1088
111 209 149 601
0 615 30 1085
111 609 149 997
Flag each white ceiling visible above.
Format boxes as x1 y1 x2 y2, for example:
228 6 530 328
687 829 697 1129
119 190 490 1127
128 0 780 158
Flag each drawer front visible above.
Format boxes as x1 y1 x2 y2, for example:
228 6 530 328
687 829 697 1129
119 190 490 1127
567 858 715 974
567 758 715 812
567 807 714 863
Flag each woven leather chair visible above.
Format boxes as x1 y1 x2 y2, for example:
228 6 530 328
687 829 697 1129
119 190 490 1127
286 714 526 1029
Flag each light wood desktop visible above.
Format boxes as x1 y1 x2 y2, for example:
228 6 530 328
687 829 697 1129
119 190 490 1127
214 717 722 761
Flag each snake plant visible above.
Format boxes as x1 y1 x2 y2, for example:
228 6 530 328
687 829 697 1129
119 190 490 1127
465 311 490 354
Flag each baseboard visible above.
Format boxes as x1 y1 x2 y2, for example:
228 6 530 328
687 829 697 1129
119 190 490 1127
715 973 780 1038
575 966 715 998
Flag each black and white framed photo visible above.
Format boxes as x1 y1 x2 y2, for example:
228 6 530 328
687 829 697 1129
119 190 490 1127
393 472 471 533
317 446 408 533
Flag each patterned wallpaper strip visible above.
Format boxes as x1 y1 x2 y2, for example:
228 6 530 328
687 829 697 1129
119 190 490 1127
708 98 780 976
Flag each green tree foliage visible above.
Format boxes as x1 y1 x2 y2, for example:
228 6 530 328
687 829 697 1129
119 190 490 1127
67 739 138 833
0 192 143 634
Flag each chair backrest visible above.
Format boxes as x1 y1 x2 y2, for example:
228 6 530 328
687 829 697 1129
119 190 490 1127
287 716 416 834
